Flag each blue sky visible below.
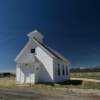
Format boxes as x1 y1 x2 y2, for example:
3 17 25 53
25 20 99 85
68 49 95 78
0 0 100 72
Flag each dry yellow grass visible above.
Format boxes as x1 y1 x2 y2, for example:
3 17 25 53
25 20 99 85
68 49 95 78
0 74 100 90
0 77 55 90
0 77 16 87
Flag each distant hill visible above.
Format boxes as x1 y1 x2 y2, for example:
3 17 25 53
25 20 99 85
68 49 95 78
0 72 15 77
70 66 100 72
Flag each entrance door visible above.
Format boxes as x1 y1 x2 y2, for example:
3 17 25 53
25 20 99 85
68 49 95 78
30 65 35 83
24 66 30 83
24 64 35 83
34 63 40 83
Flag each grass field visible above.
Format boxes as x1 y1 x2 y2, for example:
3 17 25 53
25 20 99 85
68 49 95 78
71 72 100 80
0 72 100 90
69 72 100 89
0 77 16 87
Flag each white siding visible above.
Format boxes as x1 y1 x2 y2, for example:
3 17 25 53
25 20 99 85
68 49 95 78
16 63 36 84
16 64 25 84
16 33 70 84
16 64 20 83
66 65 70 79
35 47 54 83
20 65 24 84
53 60 69 83
16 41 37 63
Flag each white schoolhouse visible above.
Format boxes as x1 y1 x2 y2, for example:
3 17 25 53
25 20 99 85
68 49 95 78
15 30 70 84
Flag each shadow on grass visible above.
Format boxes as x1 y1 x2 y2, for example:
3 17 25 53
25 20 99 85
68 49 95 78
58 80 83 85
36 82 55 86
36 80 83 87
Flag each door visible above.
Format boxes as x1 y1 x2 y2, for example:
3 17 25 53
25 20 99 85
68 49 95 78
20 65 25 84
30 65 35 83
24 66 31 83
34 63 40 83
24 64 35 83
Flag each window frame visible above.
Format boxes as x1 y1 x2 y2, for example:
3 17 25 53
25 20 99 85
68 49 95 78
30 48 35 53
57 64 60 76
66 65 68 75
62 64 65 76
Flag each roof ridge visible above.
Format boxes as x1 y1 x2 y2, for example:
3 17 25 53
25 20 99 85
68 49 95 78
33 38 69 64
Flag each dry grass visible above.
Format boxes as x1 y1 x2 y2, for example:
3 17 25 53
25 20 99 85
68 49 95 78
69 72 100 89
0 77 16 87
71 72 100 80
0 72 100 90
0 77 55 90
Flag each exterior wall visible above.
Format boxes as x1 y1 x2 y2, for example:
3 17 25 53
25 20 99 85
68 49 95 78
35 47 54 83
16 41 37 63
16 63 36 84
16 64 23 84
16 41 38 84
53 59 70 83
16 64 21 83
16 64 24 84
67 64 70 79
16 37 70 84
20 65 24 84
16 47 70 84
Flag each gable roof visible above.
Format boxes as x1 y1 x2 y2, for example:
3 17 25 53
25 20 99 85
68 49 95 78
15 41 32 62
33 38 70 64
15 31 70 64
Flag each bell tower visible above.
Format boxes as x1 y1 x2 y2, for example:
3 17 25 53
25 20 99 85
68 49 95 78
27 30 44 42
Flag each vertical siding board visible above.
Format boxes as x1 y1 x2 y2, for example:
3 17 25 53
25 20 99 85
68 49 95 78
36 47 54 83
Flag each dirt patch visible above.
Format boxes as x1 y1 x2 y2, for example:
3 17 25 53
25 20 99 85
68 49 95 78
0 88 100 100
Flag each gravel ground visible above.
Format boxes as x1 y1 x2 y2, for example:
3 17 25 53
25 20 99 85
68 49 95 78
0 88 100 100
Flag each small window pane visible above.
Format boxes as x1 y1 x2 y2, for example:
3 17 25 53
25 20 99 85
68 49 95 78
31 49 35 53
62 65 65 75
57 64 60 76
66 66 68 75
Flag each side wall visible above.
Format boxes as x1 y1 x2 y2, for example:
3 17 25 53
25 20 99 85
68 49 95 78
53 59 70 83
16 63 25 84
16 41 37 63
16 64 20 83
16 63 24 84
16 63 36 84
35 47 54 83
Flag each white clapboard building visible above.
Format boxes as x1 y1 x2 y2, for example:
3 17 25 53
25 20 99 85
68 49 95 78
15 30 70 84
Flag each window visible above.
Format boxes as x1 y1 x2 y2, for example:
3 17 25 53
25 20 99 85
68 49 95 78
30 48 35 53
66 66 68 75
62 65 65 76
25 64 28 66
57 64 60 76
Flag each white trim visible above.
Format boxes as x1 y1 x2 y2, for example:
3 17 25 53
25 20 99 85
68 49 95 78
15 41 31 62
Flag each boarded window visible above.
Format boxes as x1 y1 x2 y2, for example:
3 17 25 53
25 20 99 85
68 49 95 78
30 49 35 53
62 65 65 75
25 64 28 66
66 66 68 75
57 64 60 76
